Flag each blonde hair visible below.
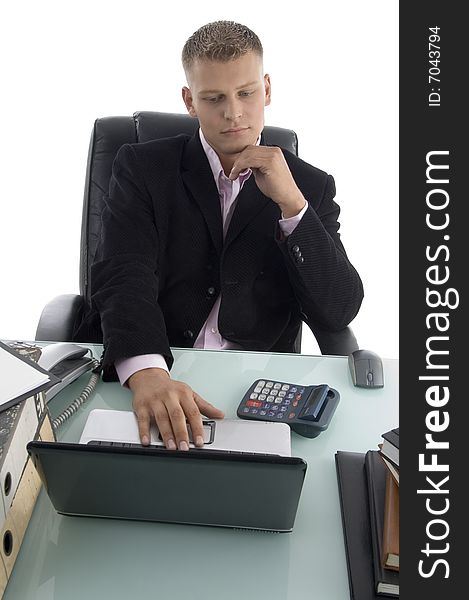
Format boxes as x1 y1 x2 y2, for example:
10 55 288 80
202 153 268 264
182 21 263 76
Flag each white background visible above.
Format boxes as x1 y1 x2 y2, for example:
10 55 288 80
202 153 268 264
0 0 398 358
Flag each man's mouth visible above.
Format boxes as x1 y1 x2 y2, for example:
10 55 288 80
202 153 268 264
221 127 249 134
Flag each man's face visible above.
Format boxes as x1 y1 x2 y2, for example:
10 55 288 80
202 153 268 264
182 51 271 161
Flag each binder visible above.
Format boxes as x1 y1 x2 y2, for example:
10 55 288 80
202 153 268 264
335 451 381 600
0 342 58 597
0 401 56 598
382 470 399 571
0 394 44 524
364 451 399 595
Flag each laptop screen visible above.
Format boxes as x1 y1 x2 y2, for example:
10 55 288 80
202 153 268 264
28 441 307 532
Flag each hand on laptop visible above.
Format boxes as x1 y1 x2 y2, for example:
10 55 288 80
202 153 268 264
128 368 224 450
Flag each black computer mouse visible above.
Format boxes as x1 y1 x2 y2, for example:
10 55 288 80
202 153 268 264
348 349 384 388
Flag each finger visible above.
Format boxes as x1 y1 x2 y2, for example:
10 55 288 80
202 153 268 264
193 393 225 419
134 408 152 446
166 399 191 451
229 146 280 180
230 157 274 180
152 405 177 450
180 397 205 448
228 146 259 179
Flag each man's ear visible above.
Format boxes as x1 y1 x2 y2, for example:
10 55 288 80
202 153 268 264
264 74 272 107
182 86 197 117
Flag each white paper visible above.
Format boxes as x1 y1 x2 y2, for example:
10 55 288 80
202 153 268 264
0 347 50 407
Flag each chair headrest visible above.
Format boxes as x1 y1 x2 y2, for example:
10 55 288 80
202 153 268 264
134 111 298 155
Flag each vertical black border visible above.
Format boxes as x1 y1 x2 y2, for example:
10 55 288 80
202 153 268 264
400 2 464 597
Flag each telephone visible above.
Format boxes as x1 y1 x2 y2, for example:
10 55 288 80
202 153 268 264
36 342 100 429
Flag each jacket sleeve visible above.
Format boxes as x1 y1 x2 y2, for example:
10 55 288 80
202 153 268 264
276 172 364 331
90 143 173 370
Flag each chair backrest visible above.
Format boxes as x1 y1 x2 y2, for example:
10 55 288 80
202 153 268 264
80 111 299 304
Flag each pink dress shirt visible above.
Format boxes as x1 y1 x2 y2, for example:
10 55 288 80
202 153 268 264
115 129 307 385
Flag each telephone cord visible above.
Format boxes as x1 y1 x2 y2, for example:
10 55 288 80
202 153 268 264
52 360 100 430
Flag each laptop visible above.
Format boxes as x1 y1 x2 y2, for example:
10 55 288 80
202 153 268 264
27 415 307 532
78 409 293 455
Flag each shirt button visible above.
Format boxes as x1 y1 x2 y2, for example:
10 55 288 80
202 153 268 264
183 330 194 339
296 256 304 264
292 245 300 254
207 287 216 297
210 327 218 334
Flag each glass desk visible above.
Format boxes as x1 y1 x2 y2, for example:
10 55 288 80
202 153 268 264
4 346 398 600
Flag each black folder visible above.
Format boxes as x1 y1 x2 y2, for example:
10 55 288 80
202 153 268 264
335 451 380 600
364 451 399 596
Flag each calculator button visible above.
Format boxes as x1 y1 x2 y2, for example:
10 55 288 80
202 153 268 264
262 388 270 394
284 399 291 405
251 409 258 414
258 381 266 387
268 411 275 417
266 382 273 388
254 386 262 393
243 408 250 413
273 383 282 390
278 391 286 397
267 396 275 403
263 403 271 409
274 398 282 404
258 394 266 401
281 385 289 391
271 389 278 396
260 410 267 416
291 387 297 392
293 400 299 407
246 400 262 408
288 412 296 419
280 406 288 412
250 393 258 400
287 393 294 399
276 413 284 419
271 405 279 411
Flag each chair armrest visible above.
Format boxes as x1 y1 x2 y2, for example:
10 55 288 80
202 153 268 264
35 294 84 342
312 325 359 356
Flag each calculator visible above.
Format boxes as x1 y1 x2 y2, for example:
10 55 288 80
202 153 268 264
237 379 340 438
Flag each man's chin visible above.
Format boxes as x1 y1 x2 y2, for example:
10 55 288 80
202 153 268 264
219 137 259 155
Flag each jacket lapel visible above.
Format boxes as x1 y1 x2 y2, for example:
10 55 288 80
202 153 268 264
224 132 272 248
224 175 271 249
181 133 223 256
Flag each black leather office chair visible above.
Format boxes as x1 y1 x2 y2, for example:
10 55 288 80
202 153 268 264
35 111 358 356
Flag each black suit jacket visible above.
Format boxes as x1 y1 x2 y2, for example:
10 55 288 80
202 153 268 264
77 132 363 377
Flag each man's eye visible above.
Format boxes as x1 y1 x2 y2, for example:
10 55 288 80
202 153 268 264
205 96 220 103
239 91 254 97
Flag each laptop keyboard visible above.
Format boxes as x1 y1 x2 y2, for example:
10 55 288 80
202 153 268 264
86 440 276 456
87 440 153 448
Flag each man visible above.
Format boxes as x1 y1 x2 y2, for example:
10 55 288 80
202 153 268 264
86 21 363 451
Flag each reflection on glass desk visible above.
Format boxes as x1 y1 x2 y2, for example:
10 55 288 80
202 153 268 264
5 346 398 600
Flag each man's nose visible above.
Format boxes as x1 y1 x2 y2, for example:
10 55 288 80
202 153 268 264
223 98 243 121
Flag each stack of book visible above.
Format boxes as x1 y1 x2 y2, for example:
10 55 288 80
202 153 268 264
335 427 399 599
0 342 56 599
